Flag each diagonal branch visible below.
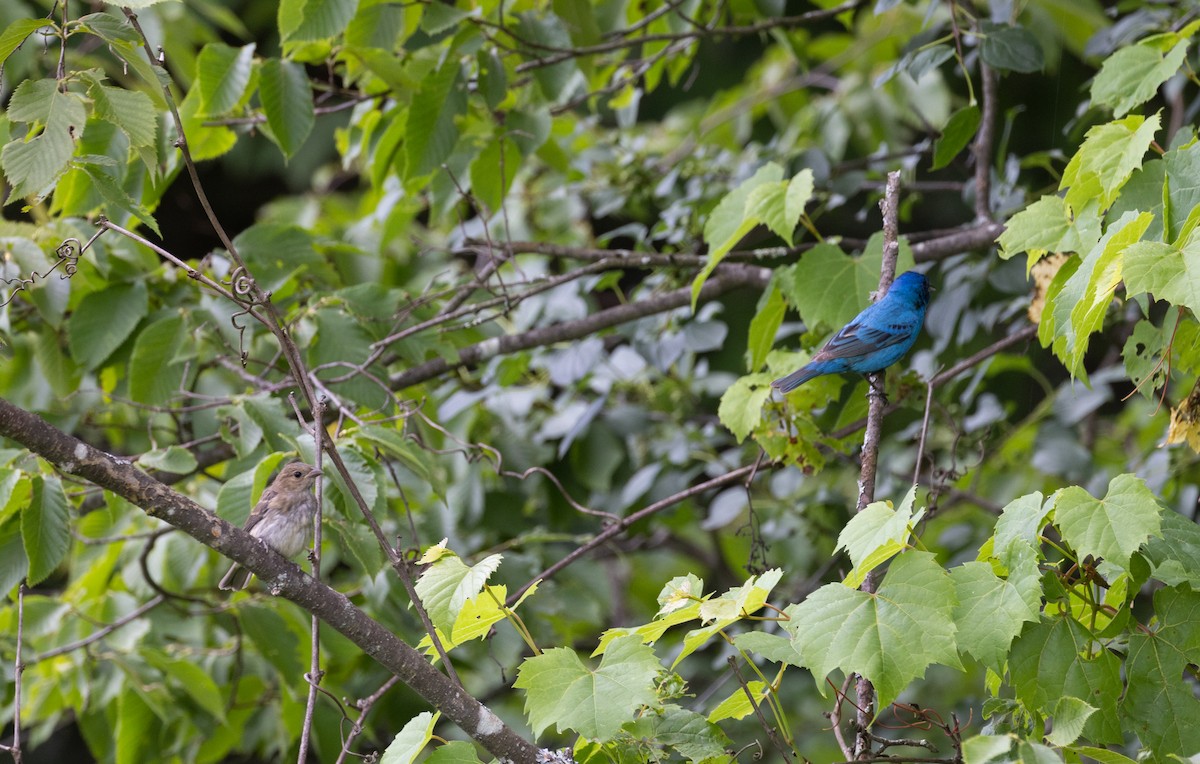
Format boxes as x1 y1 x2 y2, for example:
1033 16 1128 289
0 395 540 764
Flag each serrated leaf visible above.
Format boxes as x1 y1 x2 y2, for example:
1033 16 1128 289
706 682 767 722
1143 510 1200 587
67 282 149 370
423 741 483 764
1124 233 1200 314
143 648 226 721
137 446 198 474
380 711 439 764
405 59 466 181
514 634 661 741
1062 114 1160 212
196 43 256 116
280 0 357 42
414 551 503 634
786 552 960 710
241 604 305 678
837 487 920 587
23 475 70 586
779 234 915 331
0 516 29 597
128 314 186 404
717 373 773 442
1092 40 1189 118
86 78 157 148
1054 473 1162 572
1123 587 1200 756
951 542 1041 668
1046 696 1095 746
691 163 783 310
1009 617 1123 743
259 58 314 159
2 79 87 200
0 20 50 65
998 196 1102 274
675 569 782 666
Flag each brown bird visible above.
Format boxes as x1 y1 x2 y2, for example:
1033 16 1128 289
218 461 321 591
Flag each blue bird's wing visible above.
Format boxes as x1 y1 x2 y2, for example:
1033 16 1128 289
813 319 914 361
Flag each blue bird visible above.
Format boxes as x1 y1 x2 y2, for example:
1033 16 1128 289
771 270 931 393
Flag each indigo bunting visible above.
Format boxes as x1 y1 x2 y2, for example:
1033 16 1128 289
771 270 930 393
218 462 321 591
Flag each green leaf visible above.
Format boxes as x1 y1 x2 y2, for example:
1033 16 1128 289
1009 617 1123 743
747 282 786 372
951 541 1041 669
259 58 314 159
997 196 1102 274
423 741 483 764
137 445 198 474
932 104 981 170
380 711 439 764
960 735 1013 764
31 329 82 399
1062 113 1160 212
142 648 226 721
1092 40 1189 118
1143 510 1200 587
780 236 916 330
73 161 161 236
405 59 467 182
128 314 186 404
691 163 783 310
676 569 782 666
515 634 661 741
241 604 305 678
980 22 1044 73
786 552 960 710
196 43 256 116
280 0 357 42
1121 587 1200 756
115 686 154 764
2 79 87 200
836 487 922 588
309 308 389 409
1045 211 1152 377
85 77 157 148
0 20 50 65
706 683 768 723
717 373 773 442
1045 696 1095 747
1124 233 1200 314
1065 747 1136 764
1054 473 1162 572
421 2 471 34
67 282 149 370
470 136 518 212
0 515 29 597
639 705 732 760
22 475 70 586
414 550 503 634
515 12 578 102
745 168 814 247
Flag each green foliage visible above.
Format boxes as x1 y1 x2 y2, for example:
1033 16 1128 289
2 1 1200 763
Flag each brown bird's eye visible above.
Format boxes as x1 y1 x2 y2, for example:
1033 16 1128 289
293 470 303 478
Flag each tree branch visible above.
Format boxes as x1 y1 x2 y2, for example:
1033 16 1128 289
390 264 770 390
0 396 541 764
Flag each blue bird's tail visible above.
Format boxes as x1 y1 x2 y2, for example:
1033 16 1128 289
770 365 821 393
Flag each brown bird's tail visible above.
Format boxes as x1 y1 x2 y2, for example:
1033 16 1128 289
218 563 252 591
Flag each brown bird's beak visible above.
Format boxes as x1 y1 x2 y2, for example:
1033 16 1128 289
309 466 323 478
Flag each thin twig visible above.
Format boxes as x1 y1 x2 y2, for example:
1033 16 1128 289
297 395 326 764
31 594 167 664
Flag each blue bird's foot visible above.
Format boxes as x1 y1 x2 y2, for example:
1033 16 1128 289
865 373 888 403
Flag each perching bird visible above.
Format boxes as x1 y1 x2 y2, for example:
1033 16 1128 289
218 461 321 591
771 270 931 393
